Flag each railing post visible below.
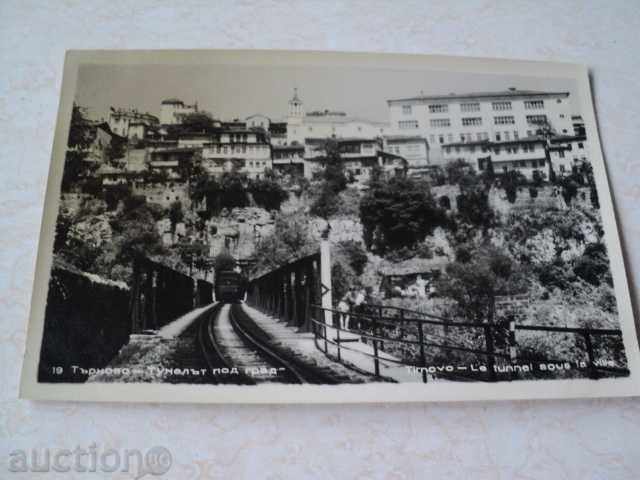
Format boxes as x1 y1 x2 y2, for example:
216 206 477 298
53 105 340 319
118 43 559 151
583 329 599 379
320 240 333 326
323 321 328 354
378 306 385 352
417 320 427 383
372 333 380 377
336 324 341 362
508 317 517 362
484 324 497 382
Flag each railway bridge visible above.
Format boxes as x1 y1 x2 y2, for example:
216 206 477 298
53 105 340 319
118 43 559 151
125 242 628 385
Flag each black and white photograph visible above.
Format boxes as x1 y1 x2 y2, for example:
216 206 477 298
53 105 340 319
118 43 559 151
20 50 640 403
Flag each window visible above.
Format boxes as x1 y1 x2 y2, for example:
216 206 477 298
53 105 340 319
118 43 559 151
492 101 512 111
559 150 565 158
526 114 548 125
494 116 515 125
460 102 480 112
429 134 435 144
447 134 454 142
504 131 510 141
428 104 448 113
430 118 451 128
578 142 584 149
524 100 544 109
438 135 444 144
513 130 519 140
476 133 483 141
402 105 412 115
462 117 482 126
495 132 501 141
399 120 419 129
526 130 532 137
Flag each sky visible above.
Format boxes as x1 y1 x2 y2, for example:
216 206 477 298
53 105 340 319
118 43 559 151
74 63 580 123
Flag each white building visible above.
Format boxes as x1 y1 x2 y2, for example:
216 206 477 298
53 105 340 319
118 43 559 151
383 135 429 168
285 89 391 145
160 98 198 125
442 137 548 181
201 129 272 179
108 107 159 141
387 88 576 163
304 137 406 186
272 144 305 177
548 134 589 177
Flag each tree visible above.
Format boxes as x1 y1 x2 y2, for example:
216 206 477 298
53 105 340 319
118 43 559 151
214 251 237 272
168 201 184 233
359 176 446 254
560 176 579 206
573 242 612 287
251 211 317 275
105 136 126 163
436 243 526 323
455 187 495 231
103 184 132 210
445 159 475 186
334 240 368 276
219 170 250 210
61 103 95 191
310 139 348 218
501 170 525 204
181 111 215 133
250 174 289 211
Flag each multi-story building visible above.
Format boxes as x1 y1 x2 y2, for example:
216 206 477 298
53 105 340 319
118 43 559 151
387 88 576 163
269 122 288 146
159 98 198 125
285 89 390 145
201 129 272 179
304 137 406 186
548 134 589 177
108 107 159 141
382 135 429 168
442 137 548 181
272 144 305 176
147 146 199 180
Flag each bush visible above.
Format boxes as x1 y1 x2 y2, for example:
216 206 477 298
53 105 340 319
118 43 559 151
335 240 368 276
250 175 289 211
360 176 446 254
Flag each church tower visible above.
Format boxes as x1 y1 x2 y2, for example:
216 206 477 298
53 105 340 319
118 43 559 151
287 88 303 124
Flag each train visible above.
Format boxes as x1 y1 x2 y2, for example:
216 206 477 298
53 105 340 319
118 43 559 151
214 270 248 303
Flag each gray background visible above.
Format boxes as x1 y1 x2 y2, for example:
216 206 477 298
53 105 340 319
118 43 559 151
1 1 639 478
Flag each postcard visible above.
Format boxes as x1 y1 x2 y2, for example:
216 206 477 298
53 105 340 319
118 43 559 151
20 49 640 403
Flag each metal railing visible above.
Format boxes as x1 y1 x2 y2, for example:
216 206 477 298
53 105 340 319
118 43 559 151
310 303 628 382
245 252 322 333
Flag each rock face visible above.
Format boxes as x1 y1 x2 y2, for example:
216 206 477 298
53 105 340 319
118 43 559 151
207 207 275 259
67 214 112 248
310 217 364 244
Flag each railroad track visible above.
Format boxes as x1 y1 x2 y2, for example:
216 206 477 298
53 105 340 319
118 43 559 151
196 303 339 385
